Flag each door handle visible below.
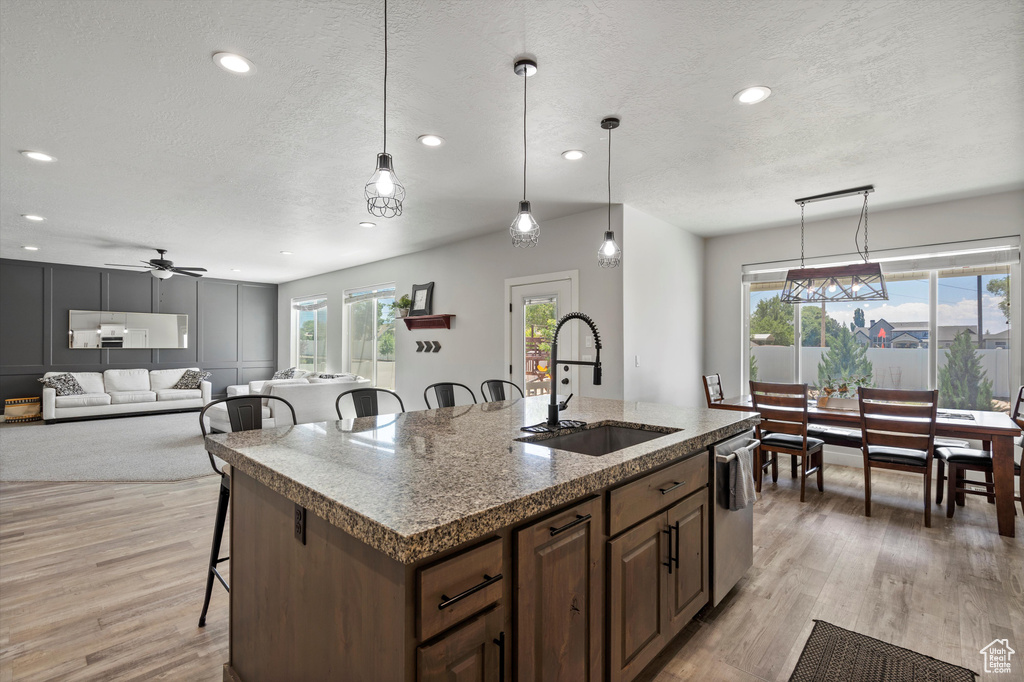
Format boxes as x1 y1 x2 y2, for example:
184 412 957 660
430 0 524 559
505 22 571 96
662 527 674 574
673 521 680 569
493 631 505 682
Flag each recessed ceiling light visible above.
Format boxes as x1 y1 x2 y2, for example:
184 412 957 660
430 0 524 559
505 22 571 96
734 86 772 105
561 150 586 161
417 134 444 147
22 245 39 251
213 52 255 74
359 221 376 228
20 150 56 162
231 268 241 272
21 214 45 221
280 251 293 255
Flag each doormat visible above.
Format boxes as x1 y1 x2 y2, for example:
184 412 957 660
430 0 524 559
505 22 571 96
790 621 976 682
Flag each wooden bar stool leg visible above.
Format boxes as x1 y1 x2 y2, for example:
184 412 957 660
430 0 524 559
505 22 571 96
923 467 932 528
956 469 966 507
799 455 807 503
754 448 763 493
864 465 872 518
816 451 824 492
771 451 779 483
935 459 945 505
984 471 995 504
790 455 797 479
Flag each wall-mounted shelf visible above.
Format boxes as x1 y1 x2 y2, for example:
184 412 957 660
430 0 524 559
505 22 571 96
402 314 455 330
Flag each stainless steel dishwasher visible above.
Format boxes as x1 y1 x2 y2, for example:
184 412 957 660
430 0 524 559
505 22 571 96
709 428 758 607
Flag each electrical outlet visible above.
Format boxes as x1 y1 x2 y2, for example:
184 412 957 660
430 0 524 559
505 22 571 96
583 354 592 362
585 335 593 348
635 355 640 367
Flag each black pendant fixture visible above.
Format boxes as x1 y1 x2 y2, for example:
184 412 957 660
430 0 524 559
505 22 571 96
780 185 887 303
365 0 405 218
510 58 540 248
597 117 622 268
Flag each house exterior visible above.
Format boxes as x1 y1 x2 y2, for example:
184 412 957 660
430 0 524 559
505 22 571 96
852 318 991 349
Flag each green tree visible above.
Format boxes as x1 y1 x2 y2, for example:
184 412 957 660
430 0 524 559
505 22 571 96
853 307 865 329
377 298 395 360
817 327 873 388
750 296 794 346
987 276 1010 323
800 306 843 347
939 329 994 410
749 354 759 381
525 301 556 354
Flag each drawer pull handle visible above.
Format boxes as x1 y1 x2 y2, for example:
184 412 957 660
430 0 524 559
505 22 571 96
549 513 592 536
659 480 687 495
438 573 503 610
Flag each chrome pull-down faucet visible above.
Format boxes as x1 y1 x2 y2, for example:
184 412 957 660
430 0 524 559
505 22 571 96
547 312 602 426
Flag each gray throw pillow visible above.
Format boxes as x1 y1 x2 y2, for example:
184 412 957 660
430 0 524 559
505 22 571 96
172 369 211 389
272 367 298 379
38 373 87 396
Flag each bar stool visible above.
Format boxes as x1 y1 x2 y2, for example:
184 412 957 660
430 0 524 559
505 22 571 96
480 379 524 402
702 373 724 408
423 382 477 408
336 387 406 418
197 395 297 627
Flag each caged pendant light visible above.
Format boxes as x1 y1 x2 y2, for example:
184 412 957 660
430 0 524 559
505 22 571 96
365 0 405 218
780 185 887 303
597 117 621 268
510 58 540 247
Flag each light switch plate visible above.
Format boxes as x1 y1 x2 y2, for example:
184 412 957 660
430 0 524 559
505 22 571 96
585 335 593 348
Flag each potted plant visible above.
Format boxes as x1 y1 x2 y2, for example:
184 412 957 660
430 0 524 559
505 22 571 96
818 375 871 410
395 295 413 318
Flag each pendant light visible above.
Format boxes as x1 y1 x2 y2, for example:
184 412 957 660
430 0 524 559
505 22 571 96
780 185 887 303
365 0 405 218
510 58 539 248
597 117 622 268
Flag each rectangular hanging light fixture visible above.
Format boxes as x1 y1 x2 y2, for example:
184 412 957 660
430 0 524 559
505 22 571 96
780 185 889 303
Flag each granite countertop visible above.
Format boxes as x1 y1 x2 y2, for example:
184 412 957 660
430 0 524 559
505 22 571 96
206 395 759 564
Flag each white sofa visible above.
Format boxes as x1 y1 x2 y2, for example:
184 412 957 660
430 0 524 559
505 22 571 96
208 375 370 431
42 368 212 423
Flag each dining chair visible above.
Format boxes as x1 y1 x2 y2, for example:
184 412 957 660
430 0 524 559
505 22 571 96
423 382 477 409
935 384 1023 518
749 381 824 502
197 395 297 627
480 379 524 402
858 387 938 527
703 373 724 408
336 387 406 419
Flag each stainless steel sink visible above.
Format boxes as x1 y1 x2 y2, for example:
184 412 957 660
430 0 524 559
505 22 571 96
520 424 677 457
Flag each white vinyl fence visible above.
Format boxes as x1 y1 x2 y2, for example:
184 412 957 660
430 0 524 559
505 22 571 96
751 346 1012 399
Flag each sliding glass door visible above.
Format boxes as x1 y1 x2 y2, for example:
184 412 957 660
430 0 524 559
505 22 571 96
345 284 396 389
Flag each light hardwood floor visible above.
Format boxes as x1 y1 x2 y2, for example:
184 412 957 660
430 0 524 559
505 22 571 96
1 466 1021 681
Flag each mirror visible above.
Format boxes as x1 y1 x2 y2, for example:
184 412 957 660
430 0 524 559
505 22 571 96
68 310 188 349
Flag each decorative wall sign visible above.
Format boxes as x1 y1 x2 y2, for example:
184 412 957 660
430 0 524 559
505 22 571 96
415 340 441 353
409 282 434 316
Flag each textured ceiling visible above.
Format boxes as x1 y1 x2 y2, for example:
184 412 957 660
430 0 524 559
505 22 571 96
1 0 1022 283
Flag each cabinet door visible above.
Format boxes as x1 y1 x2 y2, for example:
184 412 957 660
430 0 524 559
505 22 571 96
418 606 504 682
666 490 709 635
608 512 669 682
515 496 603 682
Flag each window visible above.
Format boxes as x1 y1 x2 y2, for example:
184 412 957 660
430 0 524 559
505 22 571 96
344 284 396 389
292 296 328 373
742 238 1019 412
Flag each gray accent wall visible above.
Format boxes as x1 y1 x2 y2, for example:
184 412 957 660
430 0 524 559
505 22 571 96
0 259 278 407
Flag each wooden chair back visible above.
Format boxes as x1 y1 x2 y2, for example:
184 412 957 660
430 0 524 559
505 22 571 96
480 379 524 402
858 387 938 456
703 374 724 407
423 382 477 409
1011 385 1024 423
749 381 810 448
336 388 406 419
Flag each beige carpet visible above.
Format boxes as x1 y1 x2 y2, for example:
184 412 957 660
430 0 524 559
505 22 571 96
0 412 216 482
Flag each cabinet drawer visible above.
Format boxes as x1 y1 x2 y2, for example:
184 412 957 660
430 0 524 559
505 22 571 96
608 453 708 537
418 537 504 641
418 605 504 682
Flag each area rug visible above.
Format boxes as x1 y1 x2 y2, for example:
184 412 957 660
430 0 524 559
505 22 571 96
0 412 216 482
790 621 976 681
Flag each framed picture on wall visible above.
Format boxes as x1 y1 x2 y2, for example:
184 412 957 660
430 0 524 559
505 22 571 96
409 282 434 316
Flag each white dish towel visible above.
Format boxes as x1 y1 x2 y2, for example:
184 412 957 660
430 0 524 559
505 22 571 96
729 442 757 510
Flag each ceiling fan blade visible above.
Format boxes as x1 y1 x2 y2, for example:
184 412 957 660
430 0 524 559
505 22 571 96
172 267 207 272
105 263 150 268
171 268 203 277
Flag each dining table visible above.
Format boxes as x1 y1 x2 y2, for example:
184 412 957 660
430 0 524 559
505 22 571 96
713 395 1022 538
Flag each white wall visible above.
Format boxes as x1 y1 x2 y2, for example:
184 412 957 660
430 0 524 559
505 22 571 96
622 206 705 407
278 207 624 408
704 190 1024 396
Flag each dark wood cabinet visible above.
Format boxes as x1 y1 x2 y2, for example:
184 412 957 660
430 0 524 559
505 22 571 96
418 606 504 682
667 490 709 633
515 496 603 682
608 489 710 682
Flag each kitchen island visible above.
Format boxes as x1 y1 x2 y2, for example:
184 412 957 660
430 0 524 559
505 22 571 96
207 395 759 682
